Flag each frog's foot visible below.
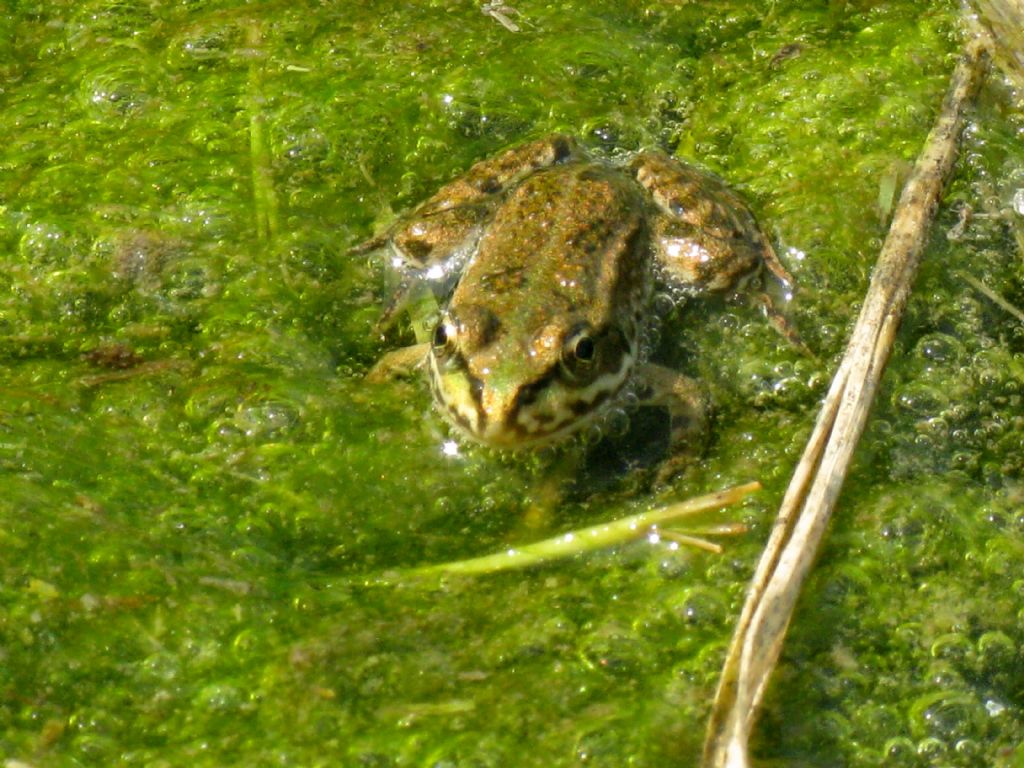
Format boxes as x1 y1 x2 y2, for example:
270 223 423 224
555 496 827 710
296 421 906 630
365 342 430 383
348 232 388 256
367 275 410 334
753 290 815 358
635 362 710 481
759 239 795 289
347 234 413 333
740 241 815 356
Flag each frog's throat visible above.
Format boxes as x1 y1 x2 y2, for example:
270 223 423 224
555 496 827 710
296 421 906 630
426 349 635 449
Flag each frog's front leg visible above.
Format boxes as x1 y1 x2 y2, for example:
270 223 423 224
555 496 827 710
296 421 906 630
353 134 583 272
365 342 430 383
353 134 584 327
635 362 709 456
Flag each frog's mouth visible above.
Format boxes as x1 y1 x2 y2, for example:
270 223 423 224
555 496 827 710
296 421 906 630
426 348 635 449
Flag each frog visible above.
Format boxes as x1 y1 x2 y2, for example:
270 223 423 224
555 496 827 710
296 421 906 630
355 134 794 459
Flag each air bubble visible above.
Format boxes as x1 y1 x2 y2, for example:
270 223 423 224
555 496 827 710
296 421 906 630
916 332 962 363
618 390 640 413
652 291 677 317
985 698 1007 717
233 401 300 441
1012 188 1024 216
930 632 973 663
666 585 727 629
603 407 631 440
194 682 243 713
953 738 982 760
977 631 1015 678
927 660 965 689
579 627 644 676
917 416 949 439
18 219 74 266
915 737 946 760
883 736 915 762
909 689 985 742
894 382 948 416
582 421 604 447
79 61 150 118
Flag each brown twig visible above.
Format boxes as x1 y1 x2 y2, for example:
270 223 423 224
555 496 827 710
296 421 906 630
702 40 987 768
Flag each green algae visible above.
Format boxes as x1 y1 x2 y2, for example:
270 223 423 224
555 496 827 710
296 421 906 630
2 1 1023 766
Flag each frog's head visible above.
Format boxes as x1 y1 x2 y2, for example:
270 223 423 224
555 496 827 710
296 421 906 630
426 303 637 448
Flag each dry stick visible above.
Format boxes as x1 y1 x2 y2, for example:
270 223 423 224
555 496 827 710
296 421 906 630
702 41 987 768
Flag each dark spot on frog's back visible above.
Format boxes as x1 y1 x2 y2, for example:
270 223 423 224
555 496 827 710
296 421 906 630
452 303 502 350
479 266 527 294
550 134 575 163
575 165 613 184
478 175 502 194
397 235 436 263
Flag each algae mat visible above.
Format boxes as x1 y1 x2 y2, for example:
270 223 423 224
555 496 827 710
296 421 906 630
2 2 1023 765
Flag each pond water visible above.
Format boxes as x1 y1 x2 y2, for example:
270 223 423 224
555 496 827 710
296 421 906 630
2 1 1023 765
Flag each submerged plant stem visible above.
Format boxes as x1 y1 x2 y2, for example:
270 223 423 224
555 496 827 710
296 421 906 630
410 481 760 577
248 21 279 243
955 269 1024 323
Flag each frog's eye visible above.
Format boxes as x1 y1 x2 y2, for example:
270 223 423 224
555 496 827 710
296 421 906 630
431 315 458 357
432 322 450 348
561 325 597 379
573 335 595 362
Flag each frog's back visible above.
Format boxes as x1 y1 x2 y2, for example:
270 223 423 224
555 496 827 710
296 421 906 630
451 162 650 335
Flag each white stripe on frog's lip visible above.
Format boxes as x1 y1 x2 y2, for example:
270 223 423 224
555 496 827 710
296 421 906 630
513 351 634 438
428 344 636 449
428 350 483 438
